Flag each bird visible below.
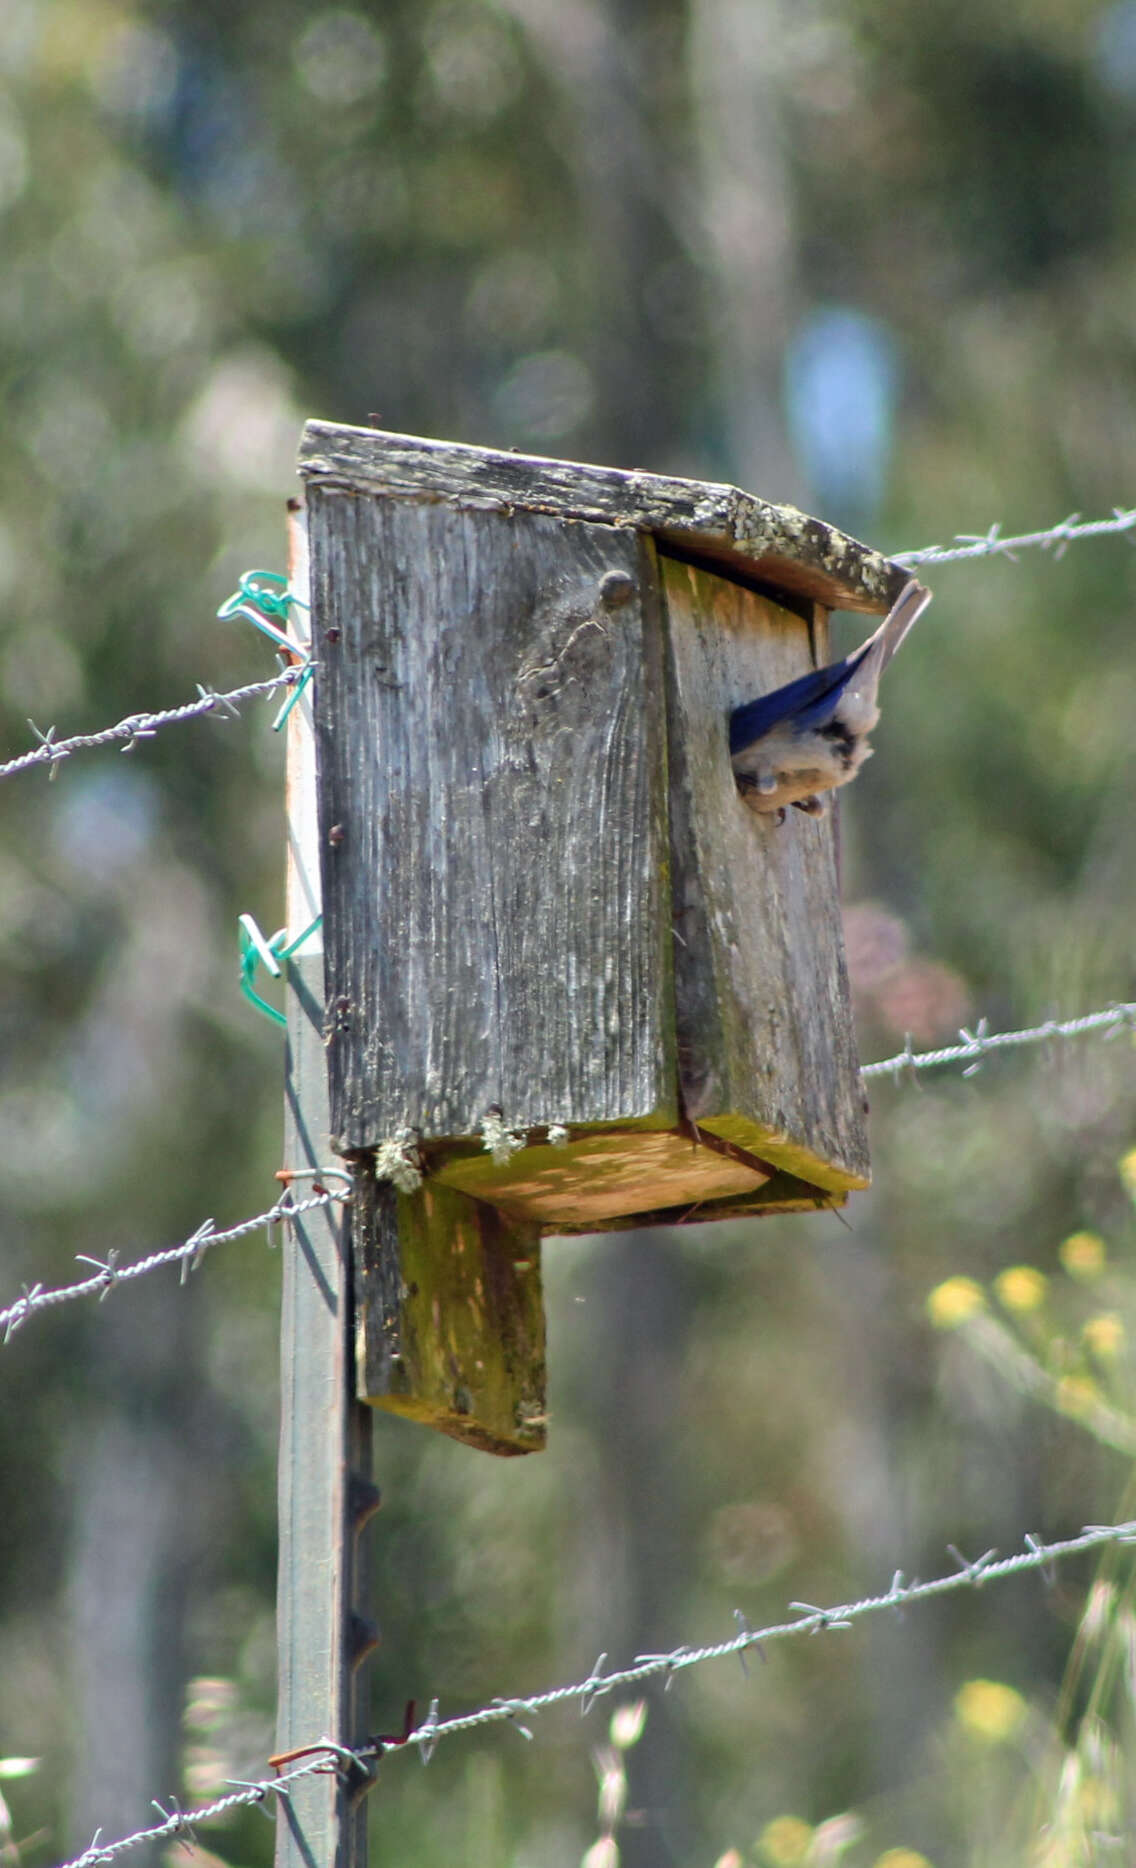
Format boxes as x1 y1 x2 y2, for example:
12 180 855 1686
729 578 932 819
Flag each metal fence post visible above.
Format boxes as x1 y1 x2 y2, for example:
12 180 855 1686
275 504 379 1868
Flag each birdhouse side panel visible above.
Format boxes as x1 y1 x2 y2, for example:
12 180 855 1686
353 1169 547 1456
308 489 674 1150
662 556 870 1191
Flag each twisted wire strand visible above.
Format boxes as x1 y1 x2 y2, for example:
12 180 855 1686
0 1193 337 1343
54 1518 1136 1868
861 1002 1136 1083
894 507 1136 568
0 669 299 782
4 511 1135 780
5 996 1133 1342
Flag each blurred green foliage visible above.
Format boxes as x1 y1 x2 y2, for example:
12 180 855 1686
3 1 1136 1865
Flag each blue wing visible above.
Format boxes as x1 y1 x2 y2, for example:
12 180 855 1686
728 644 869 755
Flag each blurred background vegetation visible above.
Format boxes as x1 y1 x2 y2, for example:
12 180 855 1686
3 1 1136 1864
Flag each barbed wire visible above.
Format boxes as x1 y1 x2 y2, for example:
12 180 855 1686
894 507 1136 568
0 507 1131 786
0 669 300 783
5 997 1130 1343
55 1517 1136 1868
373 1519 1136 1756
0 1190 342 1344
57 1760 321 1868
15 524 1135 1868
861 1001 1136 1083
4 996 1129 1340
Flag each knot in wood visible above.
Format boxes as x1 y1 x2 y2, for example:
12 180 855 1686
598 569 636 609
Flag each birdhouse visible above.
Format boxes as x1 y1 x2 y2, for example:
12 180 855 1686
295 422 912 1454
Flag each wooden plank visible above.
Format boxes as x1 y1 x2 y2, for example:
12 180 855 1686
433 1127 769 1226
353 1171 546 1456
308 491 673 1153
661 555 871 1192
548 1167 845 1231
298 421 910 615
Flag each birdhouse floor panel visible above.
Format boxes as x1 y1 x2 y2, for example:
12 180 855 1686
432 1129 769 1226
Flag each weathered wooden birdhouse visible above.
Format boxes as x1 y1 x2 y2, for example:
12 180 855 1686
295 422 912 1455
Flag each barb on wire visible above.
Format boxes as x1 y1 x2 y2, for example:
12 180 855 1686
58 1760 315 1868
0 1192 340 1343
895 507 1136 568
946 1544 998 1585
370 1519 1136 1759
50 1518 1136 1868
0 669 302 784
862 1000 1136 1083
387 1520 1136 1758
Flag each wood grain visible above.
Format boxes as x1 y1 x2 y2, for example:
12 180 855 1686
299 421 910 615
661 554 871 1191
433 1127 769 1226
308 488 673 1152
352 1168 546 1456
304 426 872 1247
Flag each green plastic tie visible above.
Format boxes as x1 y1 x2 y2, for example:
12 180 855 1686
238 912 322 1028
218 571 315 733
271 658 314 732
218 570 309 654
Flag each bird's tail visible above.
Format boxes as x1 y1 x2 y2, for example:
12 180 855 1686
834 579 932 732
863 578 932 675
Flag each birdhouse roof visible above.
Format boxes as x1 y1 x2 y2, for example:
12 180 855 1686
298 422 910 614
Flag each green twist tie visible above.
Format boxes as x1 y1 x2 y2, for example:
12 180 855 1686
218 570 309 653
238 912 322 1028
219 571 315 733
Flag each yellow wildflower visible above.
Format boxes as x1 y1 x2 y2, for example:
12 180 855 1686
1060 1232 1106 1281
926 1278 986 1329
1082 1314 1124 1361
758 1816 814 1866
1056 1373 1102 1419
994 1266 1047 1313
954 1679 1027 1742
